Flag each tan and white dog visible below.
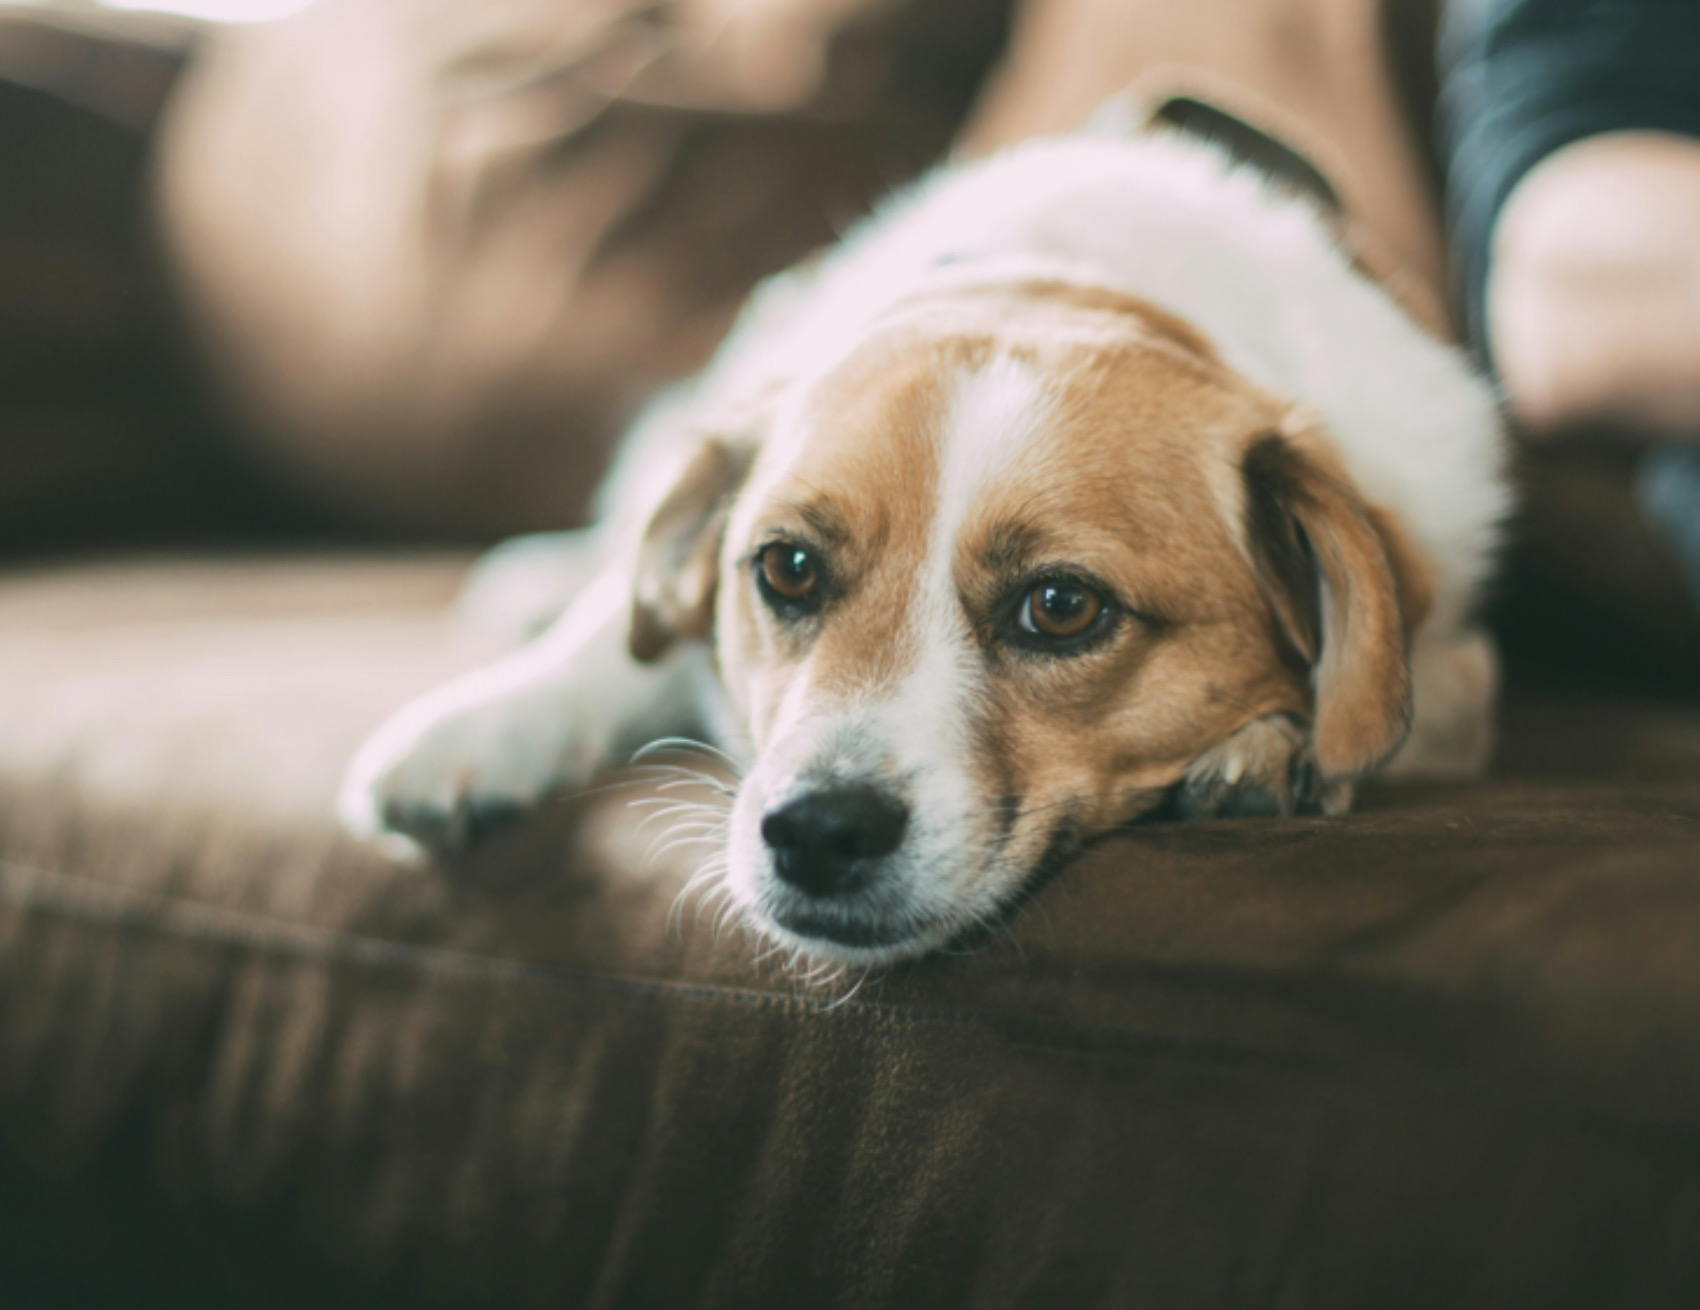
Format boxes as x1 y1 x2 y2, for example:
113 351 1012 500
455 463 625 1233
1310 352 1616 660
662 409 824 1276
339 127 1508 965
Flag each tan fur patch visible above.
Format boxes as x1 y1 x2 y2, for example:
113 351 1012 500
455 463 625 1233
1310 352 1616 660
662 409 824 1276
630 438 754 661
1242 422 1415 777
692 277 1420 896
1366 503 1435 640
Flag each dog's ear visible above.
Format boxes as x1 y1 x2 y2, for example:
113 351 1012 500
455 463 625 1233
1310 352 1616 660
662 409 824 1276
1240 423 1430 779
629 436 756 663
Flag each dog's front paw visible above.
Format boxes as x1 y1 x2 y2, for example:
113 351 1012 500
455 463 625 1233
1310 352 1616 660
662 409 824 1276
1176 715 1353 819
338 686 604 858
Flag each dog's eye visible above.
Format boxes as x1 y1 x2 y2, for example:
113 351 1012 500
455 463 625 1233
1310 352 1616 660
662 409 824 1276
757 542 819 604
1019 580 1104 638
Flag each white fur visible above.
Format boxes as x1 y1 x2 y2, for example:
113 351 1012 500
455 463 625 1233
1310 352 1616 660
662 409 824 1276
704 134 1504 635
340 128 1507 958
695 130 1506 783
337 566 712 854
716 359 1063 957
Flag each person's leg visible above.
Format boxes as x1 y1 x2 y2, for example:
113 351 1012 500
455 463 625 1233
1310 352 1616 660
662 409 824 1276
1440 0 1700 408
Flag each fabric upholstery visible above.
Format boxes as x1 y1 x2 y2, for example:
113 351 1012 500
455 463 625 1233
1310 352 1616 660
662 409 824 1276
1497 442 1700 691
2 555 1700 1308
0 9 339 558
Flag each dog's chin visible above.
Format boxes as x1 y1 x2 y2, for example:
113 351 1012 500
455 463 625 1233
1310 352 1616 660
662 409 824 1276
725 832 1081 970
751 899 955 968
721 802 1081 970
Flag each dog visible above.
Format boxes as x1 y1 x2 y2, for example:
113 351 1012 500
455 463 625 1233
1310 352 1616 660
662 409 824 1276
339 122 1508 967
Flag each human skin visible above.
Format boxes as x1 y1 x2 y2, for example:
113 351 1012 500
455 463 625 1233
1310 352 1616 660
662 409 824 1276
1488 130 1700 440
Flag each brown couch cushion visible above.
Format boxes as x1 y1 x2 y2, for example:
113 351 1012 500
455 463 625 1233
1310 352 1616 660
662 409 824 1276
0 14 292 556
3 554 1700 1307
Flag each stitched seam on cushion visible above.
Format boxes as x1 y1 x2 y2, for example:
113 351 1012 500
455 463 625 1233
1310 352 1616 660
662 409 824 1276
10 858 1700 1146
0 856 1053 1029
0 855 1375 1066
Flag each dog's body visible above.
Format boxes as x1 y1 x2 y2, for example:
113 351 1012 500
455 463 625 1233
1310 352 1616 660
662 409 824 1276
340 129 1508 965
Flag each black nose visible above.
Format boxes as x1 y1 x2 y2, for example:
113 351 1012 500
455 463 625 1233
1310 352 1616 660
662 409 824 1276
761 786 909 896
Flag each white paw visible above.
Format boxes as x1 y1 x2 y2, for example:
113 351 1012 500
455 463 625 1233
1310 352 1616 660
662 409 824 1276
337 679 607 857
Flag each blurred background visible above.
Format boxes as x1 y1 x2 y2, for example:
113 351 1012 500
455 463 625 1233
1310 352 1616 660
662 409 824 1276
1 4 1699 1307
0 0 1007 551
1 0 1695 693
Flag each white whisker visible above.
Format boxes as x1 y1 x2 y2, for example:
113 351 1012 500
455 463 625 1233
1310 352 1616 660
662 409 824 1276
628 793 727 815
632 736 745 775
820 968 870 1010
667 851 734 934
655 776 734 796
648 828 727 863
633 800 726 834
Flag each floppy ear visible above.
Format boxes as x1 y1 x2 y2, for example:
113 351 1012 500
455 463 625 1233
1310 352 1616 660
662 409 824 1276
1240 425 1431 779
628 436 756 663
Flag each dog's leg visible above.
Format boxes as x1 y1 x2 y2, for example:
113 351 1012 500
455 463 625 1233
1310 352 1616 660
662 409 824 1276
454 529 606 644
1176 715 1354 818
338 565 707 856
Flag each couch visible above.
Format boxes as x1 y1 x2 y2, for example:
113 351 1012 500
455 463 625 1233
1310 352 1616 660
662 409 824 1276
5 556 1700 1309
4 4 1700 1307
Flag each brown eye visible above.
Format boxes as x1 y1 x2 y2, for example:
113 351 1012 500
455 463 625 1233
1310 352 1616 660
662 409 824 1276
758 542 818 603
1020 580 1104 638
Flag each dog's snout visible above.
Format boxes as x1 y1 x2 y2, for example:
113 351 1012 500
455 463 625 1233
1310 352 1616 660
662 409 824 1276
761 786 909 895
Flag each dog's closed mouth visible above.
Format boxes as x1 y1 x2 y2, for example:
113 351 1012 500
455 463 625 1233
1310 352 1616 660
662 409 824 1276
766 846 1066 958
767 903 931 951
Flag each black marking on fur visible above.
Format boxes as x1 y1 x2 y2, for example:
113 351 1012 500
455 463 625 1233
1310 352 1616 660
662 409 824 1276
1243 434 1323 671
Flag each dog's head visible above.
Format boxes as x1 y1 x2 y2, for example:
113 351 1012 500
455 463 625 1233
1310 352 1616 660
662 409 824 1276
628 281 1430 963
